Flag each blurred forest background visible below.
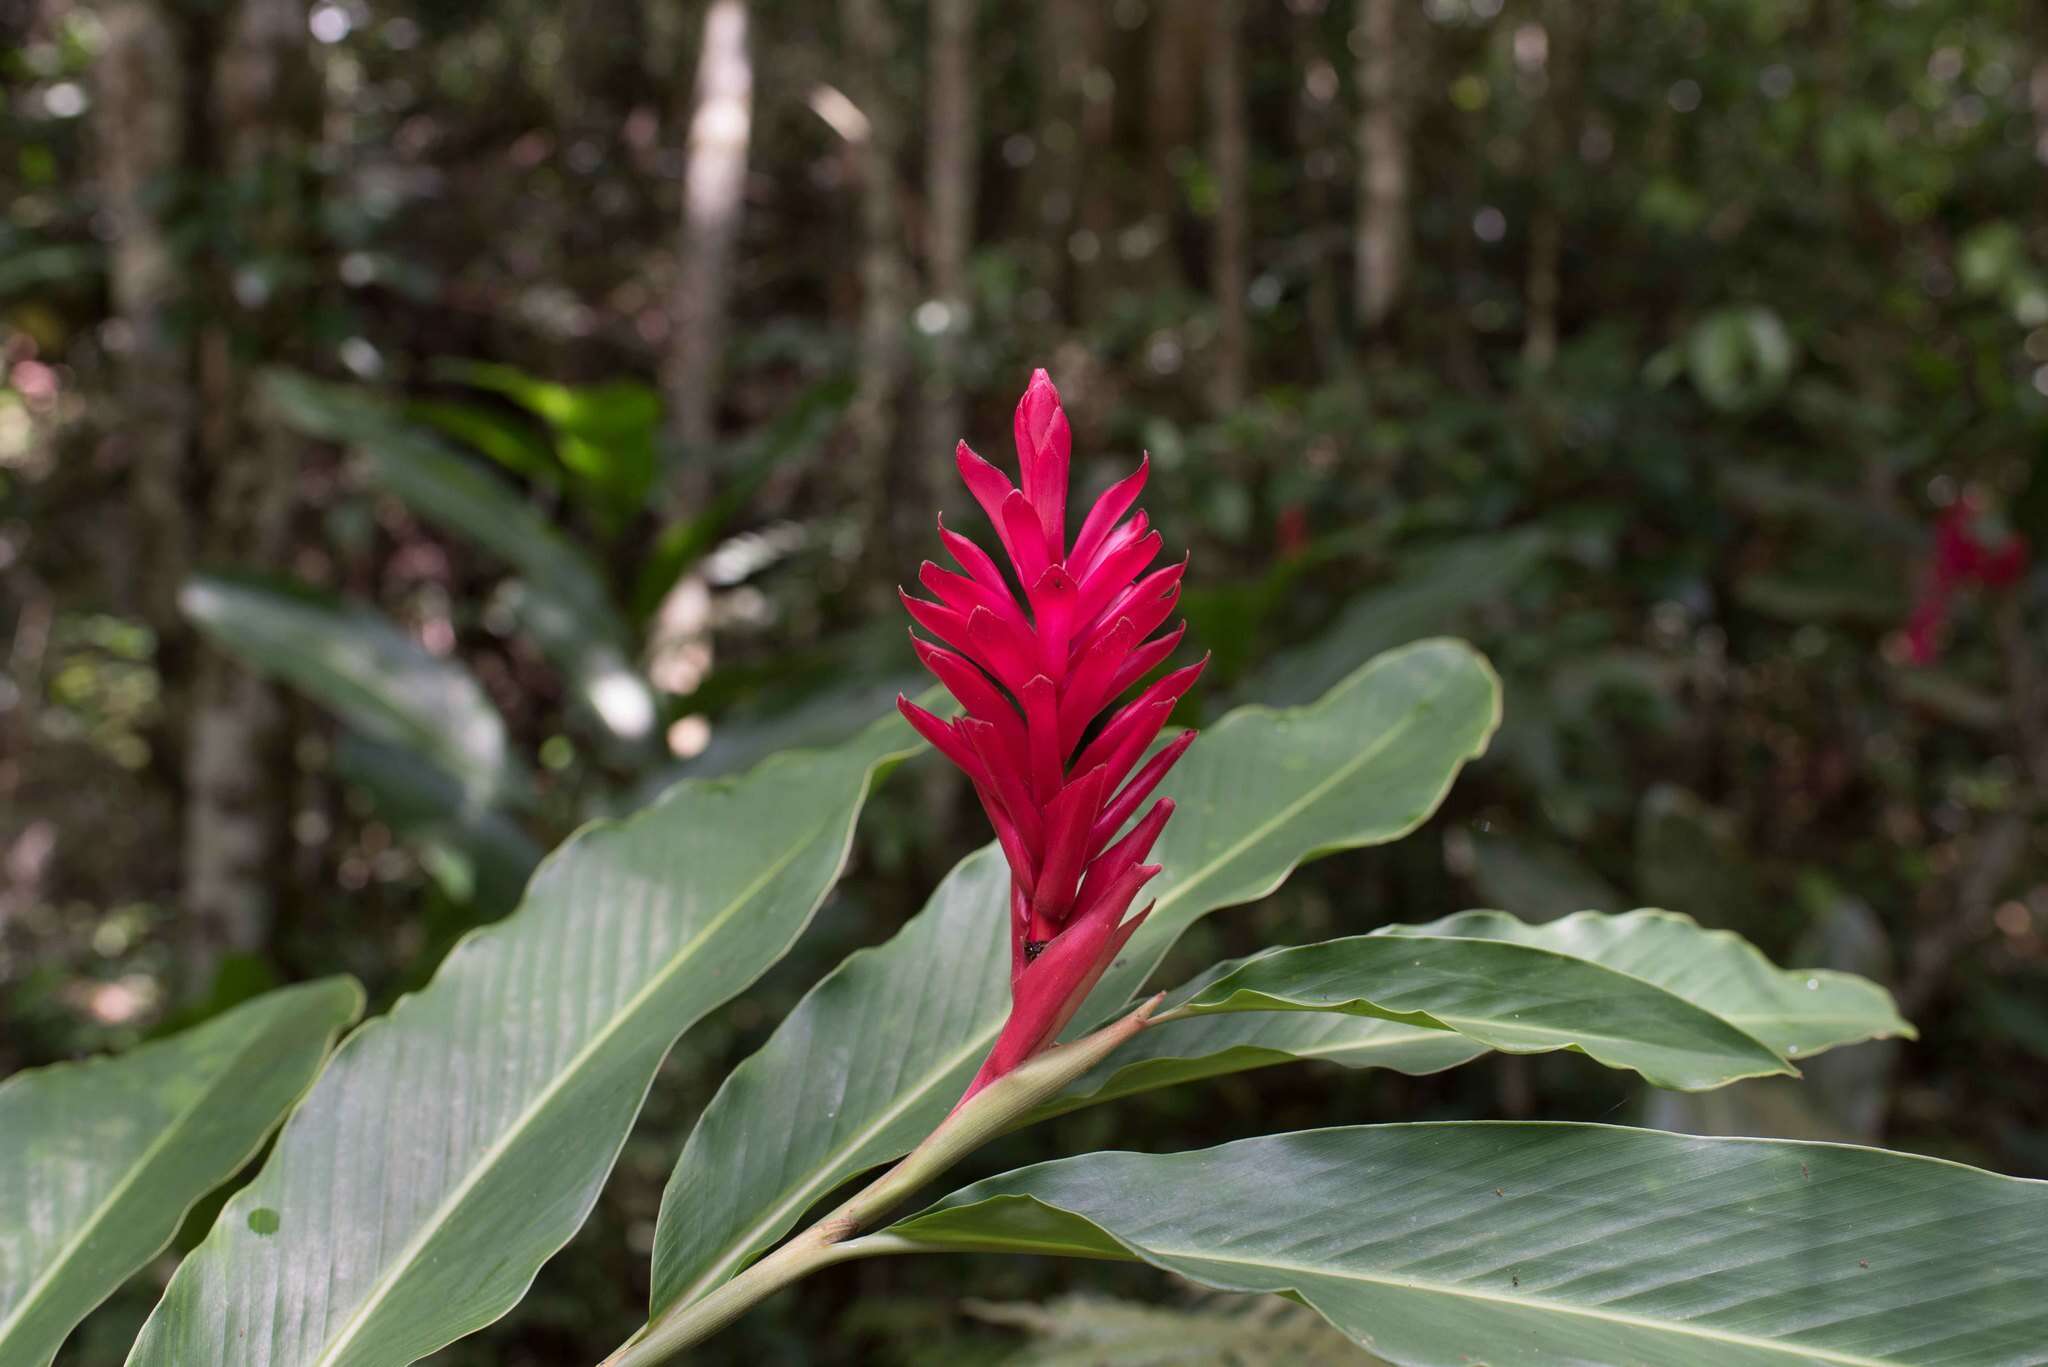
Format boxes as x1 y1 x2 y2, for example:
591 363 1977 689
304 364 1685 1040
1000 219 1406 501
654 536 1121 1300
5 0 2048 1361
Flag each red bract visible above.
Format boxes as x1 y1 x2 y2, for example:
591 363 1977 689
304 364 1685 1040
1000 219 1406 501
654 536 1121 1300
1902 497 2030 664
899 370 1204 1102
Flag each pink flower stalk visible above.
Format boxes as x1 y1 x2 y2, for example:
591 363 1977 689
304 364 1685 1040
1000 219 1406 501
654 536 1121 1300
899 370 1204 1103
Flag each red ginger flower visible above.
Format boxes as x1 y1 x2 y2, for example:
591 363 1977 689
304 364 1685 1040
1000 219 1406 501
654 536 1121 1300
898 370 1205 1102
1901 496 2029 664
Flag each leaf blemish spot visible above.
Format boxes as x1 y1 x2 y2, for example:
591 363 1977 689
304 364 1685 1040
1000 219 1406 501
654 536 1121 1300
247 1207 281 1236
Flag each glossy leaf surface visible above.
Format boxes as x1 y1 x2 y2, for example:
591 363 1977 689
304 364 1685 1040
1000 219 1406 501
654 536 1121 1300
0 980 361 1367
126 714 916 1367
884 1123 2047 1366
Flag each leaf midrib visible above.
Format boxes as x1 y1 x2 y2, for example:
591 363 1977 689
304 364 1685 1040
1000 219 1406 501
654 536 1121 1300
308 820 820 1365
1386 916 1910 1043
671 669 1451 1306
1206 994 1785 1066
0 995 337 1355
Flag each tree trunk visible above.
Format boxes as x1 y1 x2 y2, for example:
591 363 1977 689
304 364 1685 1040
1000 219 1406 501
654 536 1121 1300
917 0 976 497
1034 0 1109 323
2033 35 2048 167
1072 1 1115 319
665 0 753 467
1353 0 1410 335
840 0 910 583
96 0 193 639
1291 0 1343 374
1208 0 1248 411
1523 207 1561 373
177 0 320 993
560 0 650 129
1144 0 1208 294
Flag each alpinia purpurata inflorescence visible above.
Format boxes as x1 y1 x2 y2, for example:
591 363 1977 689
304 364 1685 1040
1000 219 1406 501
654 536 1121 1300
899 369 1205 1101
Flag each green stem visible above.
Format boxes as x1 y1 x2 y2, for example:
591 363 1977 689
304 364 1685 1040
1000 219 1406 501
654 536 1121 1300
599 994 1163 1367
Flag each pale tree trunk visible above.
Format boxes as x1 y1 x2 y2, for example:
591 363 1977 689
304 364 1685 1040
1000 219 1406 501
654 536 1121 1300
910 0 979 854
96 0 193 638
1208 0 1248 412
178 0 319 993
1353 0 1411 335
665 0 753 464
648 0 753 709
840 0 911 581
918 0 976 489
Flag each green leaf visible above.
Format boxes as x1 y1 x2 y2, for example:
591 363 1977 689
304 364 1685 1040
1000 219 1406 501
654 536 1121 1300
1381 909 1916 1060
967 1292 1371 1366
0 980 362 1367
407 398 563 489
181 572 525 807
263 372 612 626
0 243 102 298
432 360 660 516
125 712 919 1367
1167 934 1792 1091
1686 305 1797 413
1046 909 1910 1118
1035 1012 1482 1123
261 370 656 750
881 1123 2048 1366
648 639 1501 1315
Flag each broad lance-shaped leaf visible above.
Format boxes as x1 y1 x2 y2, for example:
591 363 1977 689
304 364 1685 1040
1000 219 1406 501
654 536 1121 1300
261 371 613 629
1382 908 1916 1059
877 1123 2048 1366
1160 934 1792 1091
1043 907 1912 1119
649 638 1500 1314
0 980 361 1367
261 370 656 750
182 572 526 808
126 712 918 1367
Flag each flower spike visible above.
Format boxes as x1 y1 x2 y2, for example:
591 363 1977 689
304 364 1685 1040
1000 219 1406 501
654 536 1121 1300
899 370 1200 1103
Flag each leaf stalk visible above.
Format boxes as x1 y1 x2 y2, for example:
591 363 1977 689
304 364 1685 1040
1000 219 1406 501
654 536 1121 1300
599 994 1162 1367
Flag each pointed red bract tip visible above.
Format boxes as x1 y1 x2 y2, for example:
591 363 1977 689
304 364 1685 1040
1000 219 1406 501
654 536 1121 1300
906 371 1199 1097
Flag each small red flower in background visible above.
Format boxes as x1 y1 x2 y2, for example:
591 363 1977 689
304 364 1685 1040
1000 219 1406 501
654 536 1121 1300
899 370 1205 1101
1275 502 1310 559
1900 495 2029 664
